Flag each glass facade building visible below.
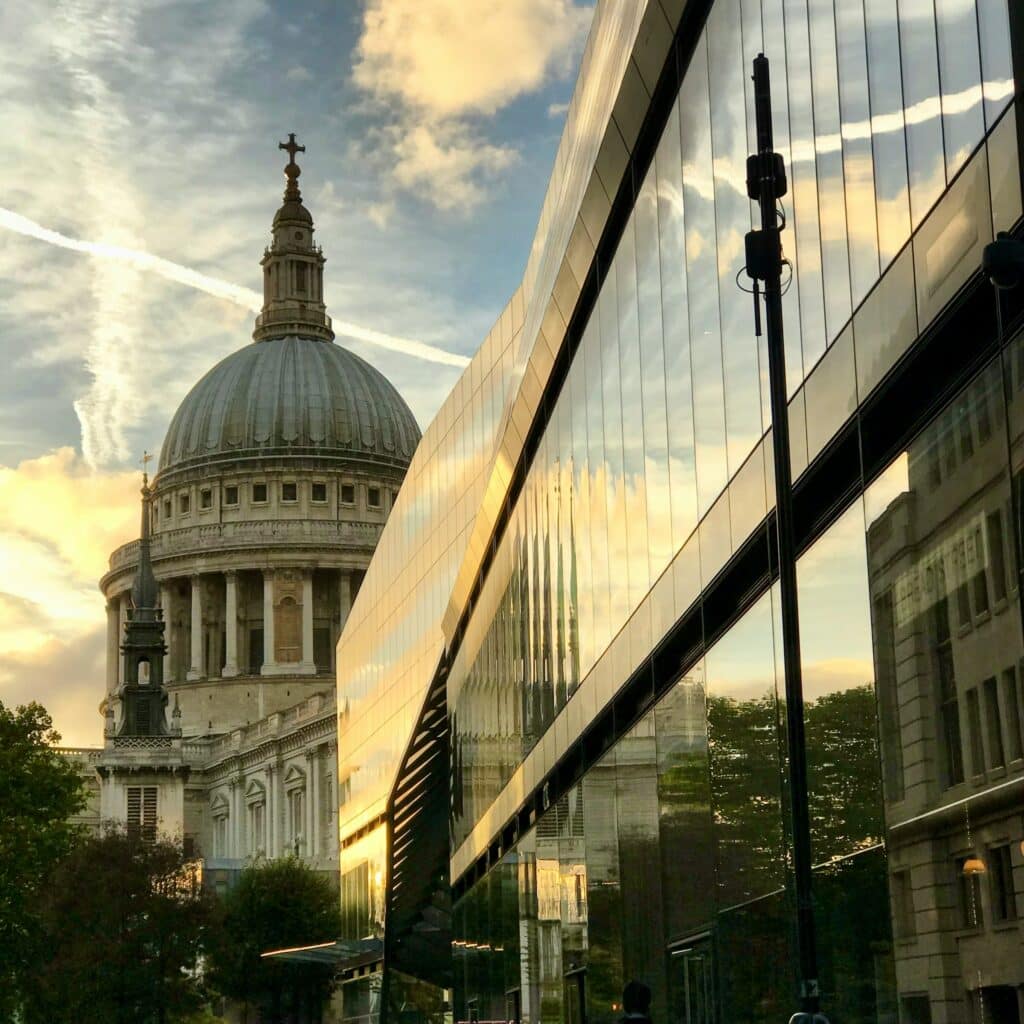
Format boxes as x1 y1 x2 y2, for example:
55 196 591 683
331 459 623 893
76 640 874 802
335 0 1024 1021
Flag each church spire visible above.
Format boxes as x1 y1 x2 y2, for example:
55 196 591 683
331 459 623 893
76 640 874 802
117 460 169 737
130 457 158 611
252 133 334 344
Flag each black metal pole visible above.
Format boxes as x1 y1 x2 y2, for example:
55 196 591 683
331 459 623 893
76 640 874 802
744 54 822 1021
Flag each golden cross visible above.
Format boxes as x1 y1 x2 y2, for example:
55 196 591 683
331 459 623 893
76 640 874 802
140 450 153 486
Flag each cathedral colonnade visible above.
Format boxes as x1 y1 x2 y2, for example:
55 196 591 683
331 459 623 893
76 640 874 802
106 567 356 685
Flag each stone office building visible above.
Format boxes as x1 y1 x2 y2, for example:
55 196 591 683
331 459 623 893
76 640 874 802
329 0 1024 1021
64 138 420 883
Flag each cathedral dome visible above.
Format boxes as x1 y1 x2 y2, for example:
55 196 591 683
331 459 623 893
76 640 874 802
158 336 420 475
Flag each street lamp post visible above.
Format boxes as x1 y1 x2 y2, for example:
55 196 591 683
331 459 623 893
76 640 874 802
742 53 828 1024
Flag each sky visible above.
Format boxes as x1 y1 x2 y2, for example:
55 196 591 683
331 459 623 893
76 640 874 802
0 0 592 746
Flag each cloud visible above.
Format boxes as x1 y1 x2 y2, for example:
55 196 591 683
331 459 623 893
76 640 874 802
0 449 140 744
0 205 470 379
391 122 519 211
285 65 313 82
547 101 569 118
352 0 590 209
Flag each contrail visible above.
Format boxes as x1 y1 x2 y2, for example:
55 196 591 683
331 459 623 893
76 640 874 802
0 206 470 368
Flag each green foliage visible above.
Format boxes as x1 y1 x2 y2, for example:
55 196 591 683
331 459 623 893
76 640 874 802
0 699 85 1018
205 857 341 1023
21 825 213 1024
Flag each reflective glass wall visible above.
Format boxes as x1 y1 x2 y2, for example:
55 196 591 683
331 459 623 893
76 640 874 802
454 330 1024 1023
336 293 522 941
450 0 1017 850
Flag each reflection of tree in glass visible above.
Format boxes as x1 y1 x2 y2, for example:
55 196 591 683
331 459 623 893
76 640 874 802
706 691 786 906
802 684 885 863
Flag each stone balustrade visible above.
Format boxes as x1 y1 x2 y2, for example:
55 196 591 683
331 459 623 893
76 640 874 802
108 518 382 572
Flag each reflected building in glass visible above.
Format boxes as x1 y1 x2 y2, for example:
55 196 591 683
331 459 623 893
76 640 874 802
334 0 1024 1021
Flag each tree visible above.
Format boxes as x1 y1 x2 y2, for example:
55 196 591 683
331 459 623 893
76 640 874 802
206 857 342 1024
22 825 213 1024
0 699 84 1019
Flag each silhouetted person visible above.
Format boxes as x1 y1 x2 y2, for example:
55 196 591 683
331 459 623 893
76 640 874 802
620 980 652 1024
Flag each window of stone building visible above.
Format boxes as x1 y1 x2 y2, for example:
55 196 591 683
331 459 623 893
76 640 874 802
956 857 985 929
987 510 1008 604
982 677 1005 769
163 498 172 519
224 485 239 506
252 482 268 504
935 600 964 786
1004 667 1024 762
891 870 916 938
288 788 305 852
966 688 985 776
973 526 990 616
900 995 932 1024
213 814 228 858
340 483 355 505
127 786 158 843
281 481 297 503
199 488 212 510
989 844 1018 922
249 801 265 853
295 261 307 293
311 482 327 503
179 493 190 515
368 486 381 508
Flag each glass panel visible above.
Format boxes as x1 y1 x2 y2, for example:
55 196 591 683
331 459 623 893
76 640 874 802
783 0 828 369
635 165 674 580
599 267 630 635
704 591 791 1021
864 0 912 266
655 101 699 552
761 0 808 396
898 0 946 226
616 216 652 610
934 0 984 178
709 0 763 475
834 0 881 309
680 34 729 517
977 0 1015 129
807 0 853 341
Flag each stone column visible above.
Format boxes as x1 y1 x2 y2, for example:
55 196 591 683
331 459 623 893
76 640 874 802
265 766 276 856
228 780 239 858
301 570 316 674
309 749 320 860
105 601 119 693
159 583 173 683
187 575 203 680
304 752 316 859
118 594 129 685
261 569 276 675
223 571 239 678
338 570 352 634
